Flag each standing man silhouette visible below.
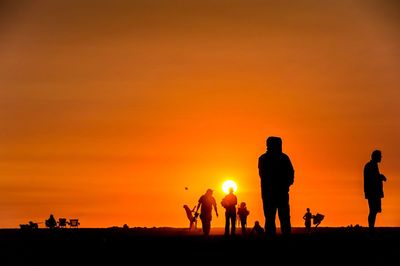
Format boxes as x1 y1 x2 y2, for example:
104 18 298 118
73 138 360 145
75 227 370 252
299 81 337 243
364 149 387 234
258 136 294 236
303 208 313 234
196 188 218 236
221 187 237 236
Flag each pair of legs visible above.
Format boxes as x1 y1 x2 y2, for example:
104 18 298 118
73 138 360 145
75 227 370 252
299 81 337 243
368 198 382 233
240 219 247 235
200 213 212 236
305 221 311 233
201 219 211 235
224 212 236 236
263 193 291 236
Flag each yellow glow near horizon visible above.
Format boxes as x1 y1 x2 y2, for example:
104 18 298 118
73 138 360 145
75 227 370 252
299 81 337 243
222 180 238 194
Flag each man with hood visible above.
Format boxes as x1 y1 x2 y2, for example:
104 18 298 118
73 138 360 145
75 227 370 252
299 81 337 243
258 136 295 236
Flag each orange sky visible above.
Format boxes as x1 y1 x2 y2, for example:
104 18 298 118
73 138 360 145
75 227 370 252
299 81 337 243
0 0 399 228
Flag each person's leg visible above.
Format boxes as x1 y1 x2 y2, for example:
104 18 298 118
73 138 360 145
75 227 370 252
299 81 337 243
225 213 230 236
204 221 211 235
368 210 377 231
241 220 246 235
368 198 379 233
263 199 277 236
201 217 210 235
231 214 236 235
278 193 291 235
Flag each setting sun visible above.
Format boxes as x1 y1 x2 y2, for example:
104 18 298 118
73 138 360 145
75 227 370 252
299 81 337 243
222 180 238 194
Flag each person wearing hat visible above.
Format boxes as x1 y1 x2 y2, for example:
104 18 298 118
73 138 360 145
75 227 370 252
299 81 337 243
258 136 295 236
196 188 218 236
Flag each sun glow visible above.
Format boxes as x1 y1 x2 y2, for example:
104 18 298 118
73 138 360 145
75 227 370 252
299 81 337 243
222 180 238 194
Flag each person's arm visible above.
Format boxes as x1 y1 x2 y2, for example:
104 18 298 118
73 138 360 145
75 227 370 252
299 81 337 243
213 199 218 217
196 198 201 213
286 155 295 186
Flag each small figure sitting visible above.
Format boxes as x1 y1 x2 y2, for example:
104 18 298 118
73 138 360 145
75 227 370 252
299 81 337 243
45 214 57 229
250 220 265 237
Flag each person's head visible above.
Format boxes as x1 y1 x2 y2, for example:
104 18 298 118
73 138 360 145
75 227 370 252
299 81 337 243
307 208 310 212
228 187 234 194
266 136 282 153
371 150 382 163
240 202 246 208
255 220 260 226
206 188 213 195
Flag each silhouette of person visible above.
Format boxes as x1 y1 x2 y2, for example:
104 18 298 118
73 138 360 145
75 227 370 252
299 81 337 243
237 202 250 235
196 189 218 236
258 136 295 236
221 187 237 236
250 220 265 237
364 149 387 233
303 208 313 233
45 214 57 229
183 204 198 230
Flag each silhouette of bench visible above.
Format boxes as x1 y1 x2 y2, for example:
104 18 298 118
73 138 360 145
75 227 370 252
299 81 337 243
68 219 80 228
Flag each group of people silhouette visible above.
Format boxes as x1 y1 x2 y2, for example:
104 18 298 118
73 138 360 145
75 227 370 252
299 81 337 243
191 187 256 237
186 136 387 237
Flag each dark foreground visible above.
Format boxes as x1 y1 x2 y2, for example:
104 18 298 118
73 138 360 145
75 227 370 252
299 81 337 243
0 227 399 265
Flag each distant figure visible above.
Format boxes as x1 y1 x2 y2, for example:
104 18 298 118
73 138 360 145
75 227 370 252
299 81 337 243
221 187 237 236
45 214 57 229
250 220 265 237
303 208 313 233
237 202 250 235
196 189 218 236
183 204 198 230
364 149 387 233
258 136 295 236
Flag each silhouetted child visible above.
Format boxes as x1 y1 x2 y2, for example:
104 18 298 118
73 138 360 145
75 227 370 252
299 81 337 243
45 214 57 229
250 220 264 237
183 204 198 230
237 202 250 235
303 208 313 233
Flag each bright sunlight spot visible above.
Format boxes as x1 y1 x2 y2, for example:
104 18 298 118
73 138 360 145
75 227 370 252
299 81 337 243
222 180 237 194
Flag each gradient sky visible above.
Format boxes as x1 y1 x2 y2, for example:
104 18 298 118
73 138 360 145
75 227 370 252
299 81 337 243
1 0 399 228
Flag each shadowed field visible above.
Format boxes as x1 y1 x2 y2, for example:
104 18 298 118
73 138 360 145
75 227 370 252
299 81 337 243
0 227 399 265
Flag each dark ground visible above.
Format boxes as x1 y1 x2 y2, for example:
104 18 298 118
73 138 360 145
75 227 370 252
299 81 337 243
0 227 399 265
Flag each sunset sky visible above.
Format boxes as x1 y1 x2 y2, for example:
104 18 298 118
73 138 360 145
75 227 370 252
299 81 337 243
1 0 399 229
